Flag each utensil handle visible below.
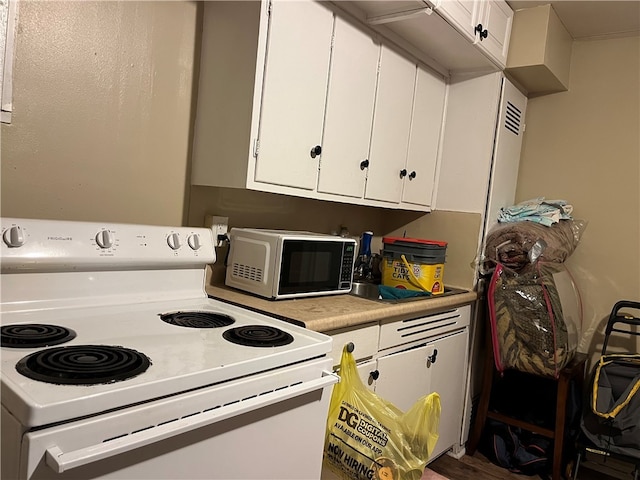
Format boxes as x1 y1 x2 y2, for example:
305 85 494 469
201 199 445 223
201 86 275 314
400 254 430 292
45 372 339 473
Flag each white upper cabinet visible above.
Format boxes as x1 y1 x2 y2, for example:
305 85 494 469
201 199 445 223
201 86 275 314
365 45 415 203
192 0 336 195
255 1 334 190
320 37 445 209
402 66 446 207
432 0 513 68
316 16 380 198
474 0 513 67
430 0 478 42
483 78 527 229
192 0 447 212
341 0 513 71
435 72 527 245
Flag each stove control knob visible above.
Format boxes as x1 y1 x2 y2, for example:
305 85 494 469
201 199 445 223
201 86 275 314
187 234 202 251
167 233 181 250
3 226 26 247
95 229 114 249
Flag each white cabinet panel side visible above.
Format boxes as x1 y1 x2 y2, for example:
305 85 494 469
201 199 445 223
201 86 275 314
484 78 527 230
192 1 264 188
435 72 502 213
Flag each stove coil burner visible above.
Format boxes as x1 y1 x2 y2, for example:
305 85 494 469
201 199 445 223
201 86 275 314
16 345 151 385
1 324 77 348
223 325 294 348
160 311 235 329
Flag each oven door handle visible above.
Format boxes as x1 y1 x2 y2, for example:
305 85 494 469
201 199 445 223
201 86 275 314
45 371 339 473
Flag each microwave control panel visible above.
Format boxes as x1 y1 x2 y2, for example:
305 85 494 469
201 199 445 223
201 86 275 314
341 242 355 288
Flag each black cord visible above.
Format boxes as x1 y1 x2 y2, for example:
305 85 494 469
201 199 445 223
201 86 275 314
604 419 614 462
223 235 231 267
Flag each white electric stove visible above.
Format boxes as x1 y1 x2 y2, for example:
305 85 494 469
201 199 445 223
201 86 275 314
1 218 337 480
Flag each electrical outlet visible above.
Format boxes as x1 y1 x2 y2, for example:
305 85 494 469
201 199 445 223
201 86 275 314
204 215 229 247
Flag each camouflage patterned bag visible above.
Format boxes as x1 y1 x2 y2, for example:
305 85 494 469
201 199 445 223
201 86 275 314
488 261 572 378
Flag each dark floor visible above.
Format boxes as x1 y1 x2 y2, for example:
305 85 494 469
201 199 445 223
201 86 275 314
428 451 625 480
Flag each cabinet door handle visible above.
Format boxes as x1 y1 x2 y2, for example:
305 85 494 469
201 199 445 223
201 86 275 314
409 171 417 180
310 145 322 159
399 169 407 178
427 349 438 367
360 159 369 170
475 24 488 40
370 369 380 381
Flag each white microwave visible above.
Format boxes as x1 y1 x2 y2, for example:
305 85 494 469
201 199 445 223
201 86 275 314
225 228 357 300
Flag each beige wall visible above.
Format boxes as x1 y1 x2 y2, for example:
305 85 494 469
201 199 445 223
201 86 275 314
381 210 482 289
7 3 634 321
0 0 479 291
188 186 392 246
189 186 481 290
516 35 640 355
1 1 199 225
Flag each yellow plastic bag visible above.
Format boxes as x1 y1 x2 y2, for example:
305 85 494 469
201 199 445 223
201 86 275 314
323 345 441 480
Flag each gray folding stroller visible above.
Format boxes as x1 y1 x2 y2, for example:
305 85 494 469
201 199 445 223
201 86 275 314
572 300 640 479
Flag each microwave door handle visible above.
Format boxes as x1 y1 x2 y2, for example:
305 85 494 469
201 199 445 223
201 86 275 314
44 372 339 473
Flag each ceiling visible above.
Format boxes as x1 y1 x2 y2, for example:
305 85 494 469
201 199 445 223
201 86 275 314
506 1 640 40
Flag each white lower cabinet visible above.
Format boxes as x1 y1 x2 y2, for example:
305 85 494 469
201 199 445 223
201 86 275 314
435 72 528 246
356 359 378 391
327 322 379 368
327 322 380 392
325 304 472 464
375 330 469 460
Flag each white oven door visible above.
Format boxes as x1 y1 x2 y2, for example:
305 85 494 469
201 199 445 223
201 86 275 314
18 359 337 480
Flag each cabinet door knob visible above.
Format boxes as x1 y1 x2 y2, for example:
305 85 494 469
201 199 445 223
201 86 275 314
409 171 417 180
399 169 407 178
427 349 438 367
370 370 380 381
475 24 488 40
310 145 322 159
360 159 369 170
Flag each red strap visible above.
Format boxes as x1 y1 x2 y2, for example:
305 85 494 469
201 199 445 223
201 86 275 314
487 264 505 374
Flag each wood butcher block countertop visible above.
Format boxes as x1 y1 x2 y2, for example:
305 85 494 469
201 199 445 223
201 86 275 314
205 277 477 333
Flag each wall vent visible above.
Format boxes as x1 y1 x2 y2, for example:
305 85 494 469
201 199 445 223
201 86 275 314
504 101 521 135
232 263 263 283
